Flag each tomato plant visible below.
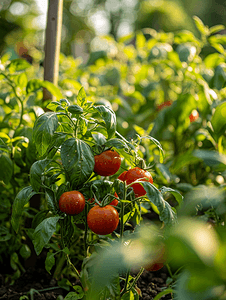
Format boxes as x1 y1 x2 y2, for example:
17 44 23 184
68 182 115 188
3 13 226 300
87 205 119 235
94 149 121 176
59 191 85 215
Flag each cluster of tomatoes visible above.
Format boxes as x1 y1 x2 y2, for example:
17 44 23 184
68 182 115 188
58 148 166 271
59 149 153 235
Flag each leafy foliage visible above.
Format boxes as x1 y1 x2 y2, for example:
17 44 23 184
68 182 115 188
1 15 226 300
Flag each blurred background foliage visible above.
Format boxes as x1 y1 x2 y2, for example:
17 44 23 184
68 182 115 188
1 0 226 59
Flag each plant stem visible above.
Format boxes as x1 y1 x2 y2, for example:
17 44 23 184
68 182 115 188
60 220 81 280
120 268 131 296
1 73 25 131
65 253 81 280
166 263 174 279
129 267 144 291
84 204 88 255
120 181 127 241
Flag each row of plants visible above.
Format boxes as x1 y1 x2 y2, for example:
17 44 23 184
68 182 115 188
0 16 226 299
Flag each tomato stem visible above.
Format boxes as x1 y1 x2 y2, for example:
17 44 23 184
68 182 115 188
120 268 131 296
1 72 25 131
129 267 144 291
120 181 127 241
166 263 174 279
84 204 88 254
60 219 81 281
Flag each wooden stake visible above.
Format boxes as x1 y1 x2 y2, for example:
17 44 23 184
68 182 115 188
43 0 63 102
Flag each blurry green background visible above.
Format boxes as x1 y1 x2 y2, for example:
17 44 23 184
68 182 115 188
1 0 226 61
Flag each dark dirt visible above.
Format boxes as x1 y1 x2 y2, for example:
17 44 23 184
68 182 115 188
0 264 172 300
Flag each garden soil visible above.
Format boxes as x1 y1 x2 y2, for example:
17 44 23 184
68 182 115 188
0 260 172 300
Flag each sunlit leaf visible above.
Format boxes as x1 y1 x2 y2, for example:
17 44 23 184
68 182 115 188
33 112 58 156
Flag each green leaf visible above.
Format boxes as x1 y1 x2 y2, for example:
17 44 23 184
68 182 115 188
95 105 116 139
211 101 226 138
175 269 220 300
0 152 13 184
193 150 226 171
152 289 174 300
77 87 87 107
64 291 84 300
92 132 107 146
105 138 128 149
45 189 57 213
213 63 226 89
209 34 226 45
0 226 12 241
30 159 52 192
121 290 139 300
46 132 67 159
63 286 85 300
7 59 31 72
85 250 122 300
19 244 31 259
140 136 164 163
61 138 95 188
16 73 28 89
45 251 56 274
26 79 63 99
42 81 63 99
160 186 183 206
46 101 61 112
209 24 225 35
141 182 177 226
32 210 49 229
33 216 61 255
68 105 83 114
80 117 87 135
26 79 43 94
33 112 58 156
11 186 36 232
0 135 10 152
193 16 209 36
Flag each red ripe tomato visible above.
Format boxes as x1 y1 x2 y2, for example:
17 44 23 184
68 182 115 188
144 244 166 272
87 205 119 235
110 192 119 206
88 192 119 206
124 167 153 197
94 149 121 176
118 170 127 181
189 109 199 122
157 100 172 111
59 191 85 215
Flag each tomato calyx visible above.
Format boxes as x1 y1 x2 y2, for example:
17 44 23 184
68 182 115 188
88 191 119 207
